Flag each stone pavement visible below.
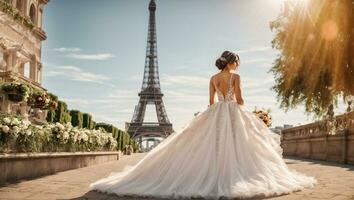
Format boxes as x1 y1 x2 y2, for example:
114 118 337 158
0 153 353 200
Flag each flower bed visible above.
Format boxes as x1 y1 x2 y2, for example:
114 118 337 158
0 82 58 110
1 82 29 102
0 114 117 153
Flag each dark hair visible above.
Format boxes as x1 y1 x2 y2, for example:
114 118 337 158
215 50 240 70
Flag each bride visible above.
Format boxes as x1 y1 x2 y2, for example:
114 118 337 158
90 50 317 199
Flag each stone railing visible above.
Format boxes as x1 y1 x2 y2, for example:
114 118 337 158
0 71 45 91
281 111 354 165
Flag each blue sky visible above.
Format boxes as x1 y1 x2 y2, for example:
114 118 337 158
41 0 346 133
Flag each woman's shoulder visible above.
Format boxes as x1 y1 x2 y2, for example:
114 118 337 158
210 73 219 80
231 72 240 78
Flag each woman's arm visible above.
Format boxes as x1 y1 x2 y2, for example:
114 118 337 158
209 76 216 106
234 74 244 105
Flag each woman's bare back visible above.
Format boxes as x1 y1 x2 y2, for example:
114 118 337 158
209 72 244 106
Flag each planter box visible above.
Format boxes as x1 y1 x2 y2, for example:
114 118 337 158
0 151 121 184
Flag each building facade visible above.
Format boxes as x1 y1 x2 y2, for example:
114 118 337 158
0 0 48 119
0 0 48 89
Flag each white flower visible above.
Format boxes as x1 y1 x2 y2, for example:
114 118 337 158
25 130 32 136
63 132 69 140
3 117 11 125
22 120 31 127
12 126 20 134
20 124 28 130
82 133 88 142
2 125 9 133
38 130 44 136
55 122 65 131
11 118 20 125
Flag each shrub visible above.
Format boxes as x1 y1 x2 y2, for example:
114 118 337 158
0 114 117 153
70 110 83 128
55 101 71 124
82 113 93 129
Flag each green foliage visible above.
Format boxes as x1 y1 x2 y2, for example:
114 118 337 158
55 101 71 124
94 122 135 151
0 81 58 110
46 109 56 123
1 82 30 102
47 93 58 102
95 122 112 133
92 121 96 129
82 113 93 129
269 0 353 119
70 110 83 128
0 114 117 153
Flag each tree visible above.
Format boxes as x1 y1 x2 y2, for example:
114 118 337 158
270 0 354 119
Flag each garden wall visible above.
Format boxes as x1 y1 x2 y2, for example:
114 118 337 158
0 151 121 184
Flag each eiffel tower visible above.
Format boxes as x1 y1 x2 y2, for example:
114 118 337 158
126 0 174 146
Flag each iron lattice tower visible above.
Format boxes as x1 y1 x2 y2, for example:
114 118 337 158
126 0 174 141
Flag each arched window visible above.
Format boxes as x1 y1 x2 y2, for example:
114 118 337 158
29 4 36 24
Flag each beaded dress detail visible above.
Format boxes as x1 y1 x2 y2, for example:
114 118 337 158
214 73 235 102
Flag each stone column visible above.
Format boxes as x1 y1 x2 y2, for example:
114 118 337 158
37 63 42 83
5 51 15 72
18 63 24 76
38 8 43 28
0 93 11 114
29 60 37 81
11 0 16 7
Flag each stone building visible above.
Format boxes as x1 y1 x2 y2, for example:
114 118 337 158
0 0 49 120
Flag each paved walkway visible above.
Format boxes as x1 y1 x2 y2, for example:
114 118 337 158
0 153 354 200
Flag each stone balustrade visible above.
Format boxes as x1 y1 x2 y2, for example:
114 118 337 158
281 111 354 165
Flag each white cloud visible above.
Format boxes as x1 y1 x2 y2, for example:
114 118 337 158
52 47 115 60
238 46 272 54
107 89 139 99
55 66 81 72
53 47 82 52
241 76 274 89
161 74 209 87
46 65 110 84
241 58 274 65
67 53 115 60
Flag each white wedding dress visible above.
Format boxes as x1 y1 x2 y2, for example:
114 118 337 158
90 73 317 199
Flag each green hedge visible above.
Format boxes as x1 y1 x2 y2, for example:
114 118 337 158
70 110 83 128
82 113 94 129
46 109 56 123
95 123 137 152
46 101 71 124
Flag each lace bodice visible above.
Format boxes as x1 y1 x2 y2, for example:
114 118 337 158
213 73 236 102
